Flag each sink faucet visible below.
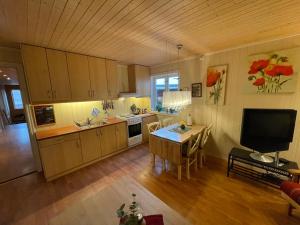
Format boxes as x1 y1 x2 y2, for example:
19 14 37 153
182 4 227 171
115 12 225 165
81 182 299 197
86 117 94 126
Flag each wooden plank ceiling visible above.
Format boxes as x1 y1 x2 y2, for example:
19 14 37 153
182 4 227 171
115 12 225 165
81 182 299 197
0 0 300 66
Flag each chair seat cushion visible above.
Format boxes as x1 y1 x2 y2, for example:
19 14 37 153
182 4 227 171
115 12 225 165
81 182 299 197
280 181 300 205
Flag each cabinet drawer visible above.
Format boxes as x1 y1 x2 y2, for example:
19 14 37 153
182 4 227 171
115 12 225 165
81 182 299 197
38 133 80 147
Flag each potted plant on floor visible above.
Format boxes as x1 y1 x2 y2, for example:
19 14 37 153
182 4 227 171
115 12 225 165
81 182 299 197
116 193 143 225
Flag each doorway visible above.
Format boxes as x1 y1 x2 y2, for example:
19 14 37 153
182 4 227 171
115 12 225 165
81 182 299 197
0 67 35 183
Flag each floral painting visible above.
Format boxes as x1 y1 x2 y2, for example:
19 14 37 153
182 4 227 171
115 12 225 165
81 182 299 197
206 64 228 105
246 49 298 94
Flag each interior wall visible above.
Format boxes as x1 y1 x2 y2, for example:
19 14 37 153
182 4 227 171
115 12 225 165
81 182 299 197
151 36 300 165
34 97 151 131
150 57 201 122
197 36 300 165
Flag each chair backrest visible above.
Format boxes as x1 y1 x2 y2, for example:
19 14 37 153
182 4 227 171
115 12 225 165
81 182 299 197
161 117 176 127
147 122 161 133
187 132 202 156
200 123 212 148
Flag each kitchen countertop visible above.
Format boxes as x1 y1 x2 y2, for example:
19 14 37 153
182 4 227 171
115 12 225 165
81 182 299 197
35 113 157 141
35 117 125 141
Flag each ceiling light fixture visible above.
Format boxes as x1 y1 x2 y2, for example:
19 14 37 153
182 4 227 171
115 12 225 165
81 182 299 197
7 77 11 80
3 74 7 77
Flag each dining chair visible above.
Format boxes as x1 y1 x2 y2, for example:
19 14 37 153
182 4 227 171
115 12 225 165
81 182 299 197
182 132 202 179
147 122 164 169
161 117 177 127
198 123 213 168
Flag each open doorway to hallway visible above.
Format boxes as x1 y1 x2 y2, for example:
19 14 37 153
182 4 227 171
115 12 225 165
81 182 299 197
0 67 35 183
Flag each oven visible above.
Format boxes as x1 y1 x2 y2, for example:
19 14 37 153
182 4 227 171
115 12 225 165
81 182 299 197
127 116 142 147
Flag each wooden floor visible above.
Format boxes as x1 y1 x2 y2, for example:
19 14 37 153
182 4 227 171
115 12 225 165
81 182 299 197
0 123 35 183
0 144 299 225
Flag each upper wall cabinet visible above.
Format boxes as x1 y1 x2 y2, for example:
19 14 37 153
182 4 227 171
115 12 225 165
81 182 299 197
22 44 121 103
21 45 52 103
128 65 150 97
46 49 71 102
106 59 119 99
66 53 92 101
88 56 108 100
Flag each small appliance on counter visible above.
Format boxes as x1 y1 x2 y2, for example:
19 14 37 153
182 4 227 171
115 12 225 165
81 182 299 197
33 105 55 126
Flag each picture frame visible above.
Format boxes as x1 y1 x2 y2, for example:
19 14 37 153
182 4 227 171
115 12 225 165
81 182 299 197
191 83 202 97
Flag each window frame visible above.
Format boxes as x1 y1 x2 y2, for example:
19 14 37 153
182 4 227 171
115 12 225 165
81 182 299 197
151 72 180 111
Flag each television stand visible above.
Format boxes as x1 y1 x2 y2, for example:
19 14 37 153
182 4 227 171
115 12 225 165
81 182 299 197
227 148 298 188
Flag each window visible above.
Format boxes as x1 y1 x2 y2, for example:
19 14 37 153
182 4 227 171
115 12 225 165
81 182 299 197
151 72 179 111
11 89 23 109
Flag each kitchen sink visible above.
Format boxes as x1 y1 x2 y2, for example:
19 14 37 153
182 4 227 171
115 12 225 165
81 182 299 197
74 120 110 129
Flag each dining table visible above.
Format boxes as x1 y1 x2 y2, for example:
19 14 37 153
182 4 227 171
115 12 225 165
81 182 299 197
149 123 206 180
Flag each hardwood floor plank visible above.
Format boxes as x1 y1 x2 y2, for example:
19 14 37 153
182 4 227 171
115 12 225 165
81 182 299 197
0 144 299 225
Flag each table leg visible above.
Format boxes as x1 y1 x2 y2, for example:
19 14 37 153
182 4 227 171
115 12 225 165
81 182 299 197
177 165 182 180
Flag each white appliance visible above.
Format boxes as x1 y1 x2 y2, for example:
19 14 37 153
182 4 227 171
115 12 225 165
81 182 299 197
118 114 143 147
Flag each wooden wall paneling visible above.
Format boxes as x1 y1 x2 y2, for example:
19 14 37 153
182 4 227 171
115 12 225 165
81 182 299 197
67 0 122 50
41 0 68 45
48 0 81 47
55 0 95 48
21 45 52 103
61 0 107 49
2 1 300 66
34 0 55 44
66 53 92 101
46 49 72 102
80 0 145 52
87 56 109 100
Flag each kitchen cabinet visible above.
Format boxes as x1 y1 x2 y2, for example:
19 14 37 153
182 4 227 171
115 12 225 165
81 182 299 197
38 133 82 179
88 56 109 100
67 53 92 101
128 65 151 97
21 45 52 103
100 124 117 156
80 128 102 163
116 122 128 150
142 115 158 143
46 49 72 101
106 59 119 99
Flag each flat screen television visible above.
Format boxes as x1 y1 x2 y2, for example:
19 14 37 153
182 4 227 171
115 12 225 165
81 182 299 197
240 108 297 162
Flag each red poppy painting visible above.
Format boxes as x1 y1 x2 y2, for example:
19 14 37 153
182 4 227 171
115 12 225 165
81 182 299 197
206 65 228 105
246 49 297 94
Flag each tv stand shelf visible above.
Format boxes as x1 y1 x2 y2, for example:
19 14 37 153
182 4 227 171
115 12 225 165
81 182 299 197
227 148 298 188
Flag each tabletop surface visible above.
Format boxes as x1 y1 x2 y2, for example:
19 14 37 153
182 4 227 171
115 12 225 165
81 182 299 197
151 124 206 144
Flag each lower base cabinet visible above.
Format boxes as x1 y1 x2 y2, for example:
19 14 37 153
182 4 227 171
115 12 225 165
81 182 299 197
80 128 102 163
39 133 82 178
38 122 128 181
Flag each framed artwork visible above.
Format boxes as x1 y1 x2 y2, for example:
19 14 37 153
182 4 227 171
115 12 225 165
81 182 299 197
191 83 202 97
245 48 298 94
206 64 228 105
